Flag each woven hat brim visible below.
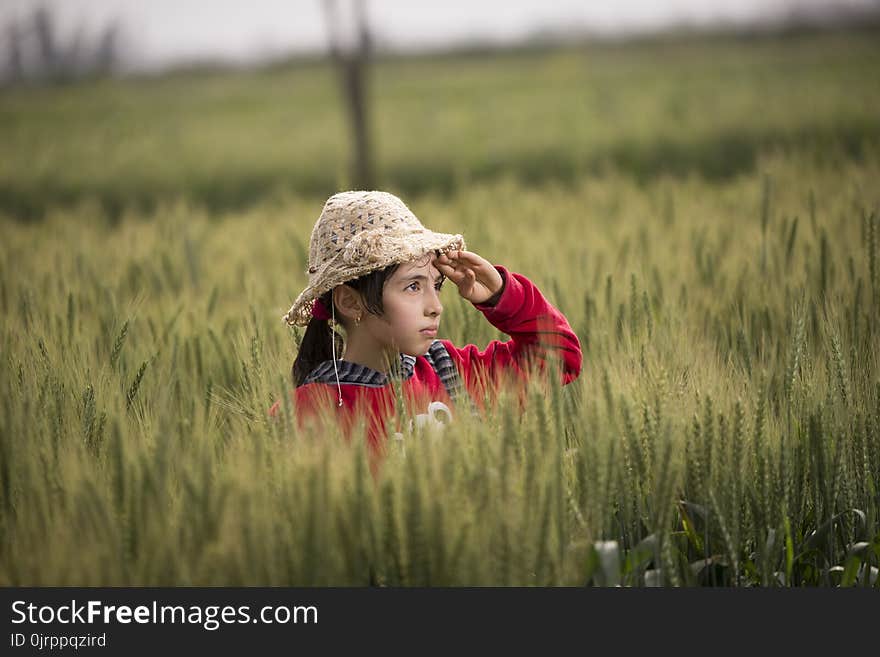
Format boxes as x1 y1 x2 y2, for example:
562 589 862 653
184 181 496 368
283 230 466 327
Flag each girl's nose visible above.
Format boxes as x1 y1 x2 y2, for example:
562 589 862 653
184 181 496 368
426 288 443 317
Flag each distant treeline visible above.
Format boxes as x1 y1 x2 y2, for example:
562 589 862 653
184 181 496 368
2 7 122 85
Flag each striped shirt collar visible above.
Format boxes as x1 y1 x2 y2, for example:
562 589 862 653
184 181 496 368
303 352 417 388
302 339 474 412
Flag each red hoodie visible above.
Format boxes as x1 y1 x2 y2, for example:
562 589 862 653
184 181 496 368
268 265 582 457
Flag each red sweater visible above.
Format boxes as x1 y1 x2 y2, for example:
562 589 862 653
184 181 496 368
268 265 582 457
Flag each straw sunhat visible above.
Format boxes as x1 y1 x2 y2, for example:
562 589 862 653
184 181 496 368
282 191 466 326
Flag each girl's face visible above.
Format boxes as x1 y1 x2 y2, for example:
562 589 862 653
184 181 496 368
362 256 445 358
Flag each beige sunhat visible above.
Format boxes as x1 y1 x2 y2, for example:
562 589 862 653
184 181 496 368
282 191 466 327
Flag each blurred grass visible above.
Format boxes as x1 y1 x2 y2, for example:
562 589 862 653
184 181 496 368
1 30 879 219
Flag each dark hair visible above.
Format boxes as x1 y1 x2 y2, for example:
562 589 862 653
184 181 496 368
291 263 400 387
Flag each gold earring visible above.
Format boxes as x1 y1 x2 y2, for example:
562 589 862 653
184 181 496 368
356 314 362 326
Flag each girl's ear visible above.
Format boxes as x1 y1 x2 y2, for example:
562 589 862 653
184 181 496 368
332 285 365 323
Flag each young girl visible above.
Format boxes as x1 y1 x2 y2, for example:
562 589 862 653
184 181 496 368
269 190 582 456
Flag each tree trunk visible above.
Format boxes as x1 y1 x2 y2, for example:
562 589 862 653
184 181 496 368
323 0 374 190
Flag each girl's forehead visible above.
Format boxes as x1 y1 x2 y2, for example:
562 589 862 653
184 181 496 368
393 255 439 278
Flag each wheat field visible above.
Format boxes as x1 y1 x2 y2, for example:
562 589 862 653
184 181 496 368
1 30 879 586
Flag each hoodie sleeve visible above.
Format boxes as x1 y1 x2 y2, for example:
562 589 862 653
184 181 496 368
440 264 582 396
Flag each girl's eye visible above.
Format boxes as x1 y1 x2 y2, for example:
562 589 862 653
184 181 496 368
405 278 443 292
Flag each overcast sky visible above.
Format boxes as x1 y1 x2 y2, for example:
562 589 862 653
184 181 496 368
2 0 877 70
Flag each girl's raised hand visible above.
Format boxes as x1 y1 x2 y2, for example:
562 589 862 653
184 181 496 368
433 250 504 305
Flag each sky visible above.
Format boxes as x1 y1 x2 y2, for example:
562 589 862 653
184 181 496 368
2 0 877 71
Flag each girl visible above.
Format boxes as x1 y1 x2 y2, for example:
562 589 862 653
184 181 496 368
269 190 582 457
